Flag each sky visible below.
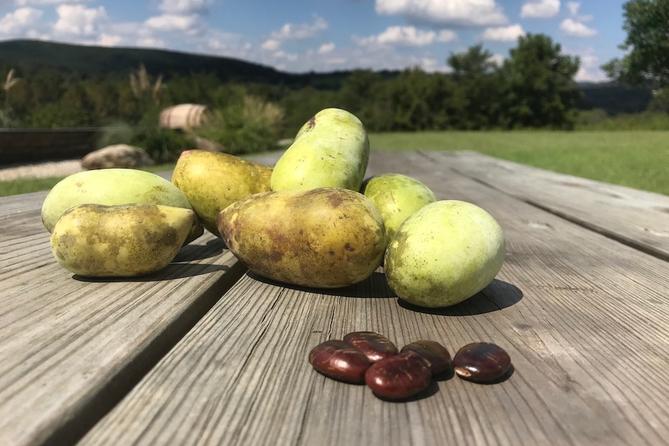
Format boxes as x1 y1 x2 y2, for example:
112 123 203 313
0 0 628 81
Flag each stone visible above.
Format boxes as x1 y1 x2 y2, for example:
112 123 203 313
81 144 154 170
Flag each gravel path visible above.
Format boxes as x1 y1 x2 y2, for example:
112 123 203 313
0 160 83 182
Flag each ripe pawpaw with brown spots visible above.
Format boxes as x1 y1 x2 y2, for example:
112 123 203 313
218 188 386 288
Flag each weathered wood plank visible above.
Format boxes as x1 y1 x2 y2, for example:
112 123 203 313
435 151 669 261
0 191 47 218
0 208 244 445
81 152 669 446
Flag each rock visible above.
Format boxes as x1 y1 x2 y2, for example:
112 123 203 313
193 135 225 152
81 145 154 170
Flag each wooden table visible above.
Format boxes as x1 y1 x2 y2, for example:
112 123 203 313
1 151 668 446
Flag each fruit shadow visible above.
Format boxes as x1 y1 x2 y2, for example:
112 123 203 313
247 271 396 299
73 262 235 283
174 237 227 262
397 279 523 316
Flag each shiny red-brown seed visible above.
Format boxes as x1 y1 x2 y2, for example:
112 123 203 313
401 340 452 377
365 351 432 400
309 340 372 384
343 331 398 362
453 342 511 383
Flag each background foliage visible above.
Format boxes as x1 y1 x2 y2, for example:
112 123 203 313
0 34 583 138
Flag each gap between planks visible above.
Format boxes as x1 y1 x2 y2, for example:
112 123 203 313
0 226 248 446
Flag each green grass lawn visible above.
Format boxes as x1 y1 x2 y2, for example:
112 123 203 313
370 131 669 195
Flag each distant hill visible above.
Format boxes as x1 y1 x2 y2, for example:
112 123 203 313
0 39 653 113
579 81 653 114
0 39 355 89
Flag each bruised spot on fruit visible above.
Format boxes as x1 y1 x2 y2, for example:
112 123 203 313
327 193 344 208
58 233 78 249
269 249 284 262
307 115 316 130
344 243 355 252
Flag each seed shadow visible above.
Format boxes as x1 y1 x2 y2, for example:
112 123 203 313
456 364 515 385
434 368 455 382
372 380 440 403
247 271 396 299
397 279 523 316
73 262 233 283
174 238 227 262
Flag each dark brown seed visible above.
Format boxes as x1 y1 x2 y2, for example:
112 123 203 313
309 340 371 384
401 340 452 377
344 331 399 362
365 351 432 400
453 342 511 383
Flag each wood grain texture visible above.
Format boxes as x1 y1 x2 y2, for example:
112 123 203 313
81 151 669 446
0 191 47 218
436 151 669 261
0 205 244 445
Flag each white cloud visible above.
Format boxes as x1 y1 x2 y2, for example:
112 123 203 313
261 16 327 51
571 48 606 82
261 39 280 51
270 16 327 41
15 0 86 5
375 0 507 27
53 4 106 36
436 30 457 42
158 0 211 14
521 0 560 18
566 1 580 15
98 33 122 46
0 7 43 34
358 26 456 47
206 34 248 53
482 24 525 41
318 42 335 54
418 57 450 73
272 50 298 62
490 53 505 66
325 57 346 66
145 14 199 32
137 36 166 48
560 18 596 37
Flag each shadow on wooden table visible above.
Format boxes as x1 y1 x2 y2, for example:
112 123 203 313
397 279 523 316
173 238 227 262
247 271 397 299
73 262 236 283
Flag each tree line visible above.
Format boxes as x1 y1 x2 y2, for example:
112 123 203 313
0 34 582 135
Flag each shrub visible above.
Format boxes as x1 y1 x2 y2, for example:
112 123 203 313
97 113 194 163
195 95 284 154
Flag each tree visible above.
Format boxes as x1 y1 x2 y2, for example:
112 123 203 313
501 34 580 128
603 0 669 86
447 45 503 129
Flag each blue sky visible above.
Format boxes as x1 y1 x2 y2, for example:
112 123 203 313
0 0 627 81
